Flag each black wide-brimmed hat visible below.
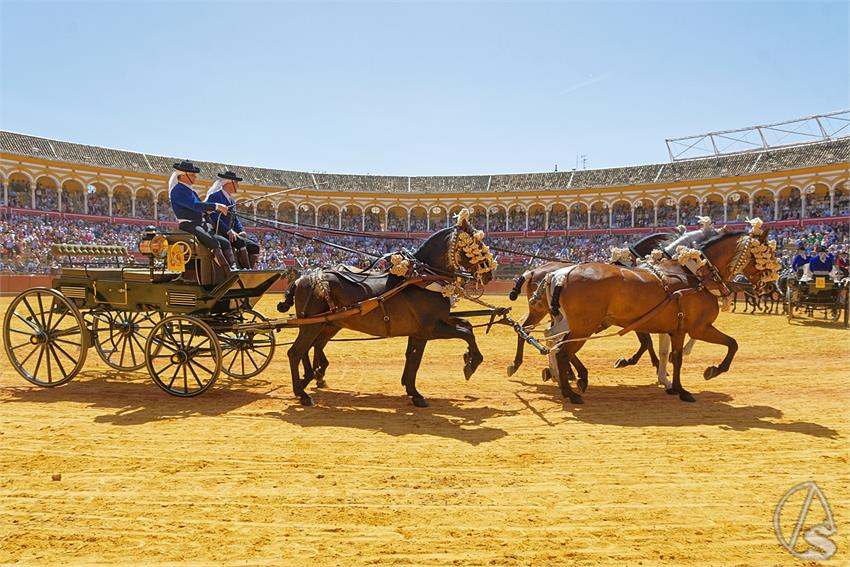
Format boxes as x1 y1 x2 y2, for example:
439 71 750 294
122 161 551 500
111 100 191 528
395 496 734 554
217 171 243 182
173 160 201 173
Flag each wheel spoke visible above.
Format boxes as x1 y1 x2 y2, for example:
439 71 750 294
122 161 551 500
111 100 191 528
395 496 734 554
12 311 41 333
18 342 42 367
21 297 43 332
11 341 37 352
48 306 69 333
52 341 80 365
45 296 55 332
8 327 37 337
33 344 46 381
189 359 216 376
244 348 261 371
186 361 205 388
47 343 70 379
118 335 128 366
182 364 188 393
35 293 52 330
167 364 181 389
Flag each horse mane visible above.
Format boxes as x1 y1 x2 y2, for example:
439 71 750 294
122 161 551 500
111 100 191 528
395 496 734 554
413 225 456 263
631 232 674 256
698 231 745 251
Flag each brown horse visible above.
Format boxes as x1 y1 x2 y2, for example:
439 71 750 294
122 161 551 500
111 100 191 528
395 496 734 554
506 232 673 380
548 227 777 404
280 213 495 407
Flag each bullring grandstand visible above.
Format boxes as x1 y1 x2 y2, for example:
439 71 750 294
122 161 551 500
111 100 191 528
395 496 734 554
1 112 848 278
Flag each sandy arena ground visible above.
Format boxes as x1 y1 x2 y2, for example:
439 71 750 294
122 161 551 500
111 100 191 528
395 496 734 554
0 294 847 566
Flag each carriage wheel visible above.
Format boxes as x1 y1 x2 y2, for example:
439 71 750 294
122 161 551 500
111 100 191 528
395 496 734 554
218 309 276 380
92 310 161 371
2 288 87 387
145 316 221 397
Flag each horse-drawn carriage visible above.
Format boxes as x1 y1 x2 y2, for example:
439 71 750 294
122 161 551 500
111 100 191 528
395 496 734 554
2 228 282 396
2 215 522 405
784 270 849 326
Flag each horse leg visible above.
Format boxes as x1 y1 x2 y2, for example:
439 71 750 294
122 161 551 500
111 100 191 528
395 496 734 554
431 318 484 379
508 309 544 377
657 333 673 390
287 324 326 406
401 337 429 407
690 324 738 380
311 328 340 388
570 353 589 393
614 331 657 369
556 341 585 404
668 331 695 402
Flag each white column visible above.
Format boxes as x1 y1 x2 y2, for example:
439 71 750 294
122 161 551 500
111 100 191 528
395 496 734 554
801 192 806 219
676 204 680 225
30 183 35 209
608 207 612 228
58 188 63 213
774 197 779 221
723 202 728 223
829 190 835 216
485 209 490 232
631 207 635 228
153 195 158 221
131 196 136 218
653 204 658 227
544 208 550 230
524 208 529 231
108 191 113 217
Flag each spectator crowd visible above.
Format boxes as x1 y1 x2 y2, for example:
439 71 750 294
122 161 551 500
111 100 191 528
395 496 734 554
1 213 847 276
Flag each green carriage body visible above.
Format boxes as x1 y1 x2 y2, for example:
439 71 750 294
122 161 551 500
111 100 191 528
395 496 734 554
3 230 284 396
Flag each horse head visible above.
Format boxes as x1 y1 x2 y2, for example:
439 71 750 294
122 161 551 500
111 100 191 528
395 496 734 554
413 208 496 284
699 218 781 294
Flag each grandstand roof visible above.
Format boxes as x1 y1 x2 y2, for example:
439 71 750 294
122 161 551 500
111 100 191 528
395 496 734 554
1 130 847 194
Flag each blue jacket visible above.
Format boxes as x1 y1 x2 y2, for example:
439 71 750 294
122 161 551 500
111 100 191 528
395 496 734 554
170 182 217 223
809 254 834 272
791 253 809 272
206 189 243 233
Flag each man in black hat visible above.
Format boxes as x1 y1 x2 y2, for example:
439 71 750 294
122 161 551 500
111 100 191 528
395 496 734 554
206 171 260 269
169 160 235 277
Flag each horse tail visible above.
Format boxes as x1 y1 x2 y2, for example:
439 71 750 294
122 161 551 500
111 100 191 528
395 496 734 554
277 281 297 313
508 270 531 301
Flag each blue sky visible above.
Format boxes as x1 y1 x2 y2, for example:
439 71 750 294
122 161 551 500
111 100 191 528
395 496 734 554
1 1 847 176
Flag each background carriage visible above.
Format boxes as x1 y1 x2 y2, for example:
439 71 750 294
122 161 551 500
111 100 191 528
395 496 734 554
784 270 849 326
2 229 283 396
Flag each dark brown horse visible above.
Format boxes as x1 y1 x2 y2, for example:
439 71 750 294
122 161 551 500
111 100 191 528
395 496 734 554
279 214 495 407
548 227 777 404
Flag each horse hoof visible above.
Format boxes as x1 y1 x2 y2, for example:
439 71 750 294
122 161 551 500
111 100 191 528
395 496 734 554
703 366 719 380
508 290 519 301
614 358 629 369
577 378 588 393
679 391 696 403
665 388 677 396
567 394 584 404
315 378 328 389
299 394 314 406
542 368 552 382
506 364 518 377
411 395 429 408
